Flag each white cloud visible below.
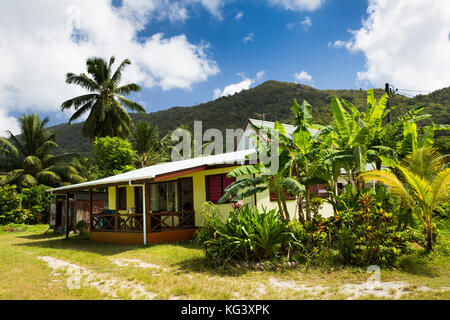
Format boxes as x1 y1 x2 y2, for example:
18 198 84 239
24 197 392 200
0 109 20 137
214 71 265 99
328 40 352 49
193 0 225 20
286 22 296 30
301 16 312 30
334 0 450 92
294 71 313 82
235 11 244 20
0 1 220 124
268 0 325 11
256 71 266 80
244 32 255 43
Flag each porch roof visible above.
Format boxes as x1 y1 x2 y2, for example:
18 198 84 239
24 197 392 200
48 148 256 193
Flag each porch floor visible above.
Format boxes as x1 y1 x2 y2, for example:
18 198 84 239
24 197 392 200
90 228 197 245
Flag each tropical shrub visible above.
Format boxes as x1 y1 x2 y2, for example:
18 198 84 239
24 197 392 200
327 194 415 266
21 185 53 224
93 136 136 178
360 147 450 251
194 202 222 247
0 208 32 225
0 185 22 220
203 205 294 266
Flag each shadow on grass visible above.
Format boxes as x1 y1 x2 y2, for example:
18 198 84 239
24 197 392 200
15 233 140 256
397 254 438 277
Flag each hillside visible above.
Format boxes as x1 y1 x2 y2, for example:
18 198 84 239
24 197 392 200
52 81 450 157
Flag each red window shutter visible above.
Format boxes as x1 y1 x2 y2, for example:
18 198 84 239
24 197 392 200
270 191 277 201
223 176 235 193
207 176 222 203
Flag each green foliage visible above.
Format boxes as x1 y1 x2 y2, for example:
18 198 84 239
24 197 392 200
0 114 84 188
0 185 22 217
202 205 293 266
194 202 222 247
93 137 136 178
48 81 449 157
131 121 169 168
0 208 32 225
21 185 54 224
62 56 145 140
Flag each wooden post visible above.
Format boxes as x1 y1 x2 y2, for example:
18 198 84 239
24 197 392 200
146 182 151 233
65 194 70 239
89 189 93 231
115 186 119 232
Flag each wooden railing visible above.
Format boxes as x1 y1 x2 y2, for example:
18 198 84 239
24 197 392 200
149 211 195 232
91 213 144 233
90 211 195 233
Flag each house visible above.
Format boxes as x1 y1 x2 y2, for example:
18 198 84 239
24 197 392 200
48 119 359 245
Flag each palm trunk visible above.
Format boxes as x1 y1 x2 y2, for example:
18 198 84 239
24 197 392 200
297 193 305 224
305 188 311 221
280 191 290 220
426 227 433 251
276 191 286 220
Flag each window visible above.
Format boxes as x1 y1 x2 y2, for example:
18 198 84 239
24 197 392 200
270 190 296 201
134 186 143 213
205 174 236 203
118 187 127 211
310 184 329 198
150 182 178 213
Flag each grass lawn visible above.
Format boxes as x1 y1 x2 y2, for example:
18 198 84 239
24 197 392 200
0 223 449 300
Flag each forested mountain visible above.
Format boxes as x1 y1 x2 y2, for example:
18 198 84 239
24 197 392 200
51 81 450 157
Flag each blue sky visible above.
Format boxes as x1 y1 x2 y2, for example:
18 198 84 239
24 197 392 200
0 0 449 133
135 0 368 111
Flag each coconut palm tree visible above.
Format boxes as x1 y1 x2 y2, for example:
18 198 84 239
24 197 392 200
131 121 169 168
0 114 84 188
360 148 450 251
61 56 146 140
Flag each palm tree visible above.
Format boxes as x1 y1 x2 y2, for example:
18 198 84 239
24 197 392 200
360 148 450 251
61 56 146 140
0 114 84 188
131 121 169 168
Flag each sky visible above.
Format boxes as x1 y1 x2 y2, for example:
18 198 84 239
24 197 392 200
0 0 449 136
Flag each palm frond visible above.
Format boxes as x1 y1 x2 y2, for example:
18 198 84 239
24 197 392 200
118 97 145 113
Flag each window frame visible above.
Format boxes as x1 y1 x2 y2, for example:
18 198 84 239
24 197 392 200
205 174 236 204
117 187 127 211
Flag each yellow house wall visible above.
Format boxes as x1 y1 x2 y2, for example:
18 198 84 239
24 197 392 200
158 166 251 226
105 166 335 226
107 186 135 214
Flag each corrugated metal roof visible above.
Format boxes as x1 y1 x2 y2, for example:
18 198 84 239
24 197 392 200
49 148 256 193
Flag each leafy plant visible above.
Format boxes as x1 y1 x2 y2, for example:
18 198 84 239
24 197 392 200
360 148 450 251
93 136 136 178
203 205 293 266
21 185 54 224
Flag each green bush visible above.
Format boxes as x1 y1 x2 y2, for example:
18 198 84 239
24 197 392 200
93 136 136 178
203 205 294 266
0 208 32 225
0 185 21 217
21 185 53 224
325 193 413 266
194 202 222 247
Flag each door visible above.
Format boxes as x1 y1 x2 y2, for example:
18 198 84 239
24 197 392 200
179 178 194 227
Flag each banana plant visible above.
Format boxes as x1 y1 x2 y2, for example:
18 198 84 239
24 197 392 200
218 148 304 221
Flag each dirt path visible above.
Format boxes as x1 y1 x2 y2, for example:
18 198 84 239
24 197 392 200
38 256 156 300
